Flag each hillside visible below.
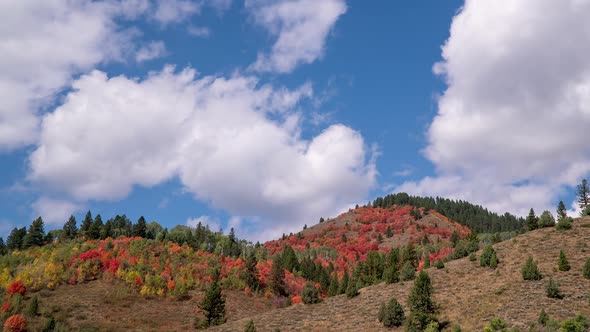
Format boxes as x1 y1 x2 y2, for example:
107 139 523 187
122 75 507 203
210 217 590 331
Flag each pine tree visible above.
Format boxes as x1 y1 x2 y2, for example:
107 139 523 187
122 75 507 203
403 242 418 267
557 201 568 221
538 309 549 326
526 208 539 231
23 217 45 248
80 211 93 238
6 227 26 251
88 214 103 240
401 261 416 281
282 245 299 272
522 257 543 280
379 297 405 327
480 245 498 268
406 271 437 332
133 216 147 238
538 211 556 228
577 179 590 210
345 278 360 298
558 250 570 271
27 295 39 317
301 283 320 304
545 278 563 299
244 253 260 292
269 256 287 296
423 251 430 269
62 215 78 240
0 237 6 255
339 271 349 295
244 320 256 332
327 276 339 297
198 275 226 327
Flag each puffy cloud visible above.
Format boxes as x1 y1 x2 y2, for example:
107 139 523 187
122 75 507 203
136 41 167 62
152 0 201 25
0 0 148 151
30 66 376 240
32 197 83 227
398 0 590 216
246 0 347 73
186 215 221 232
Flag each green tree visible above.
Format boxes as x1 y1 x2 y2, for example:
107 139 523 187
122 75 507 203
327 276 339 297
269 256 287 296
23 217 46 248
406 271 437 332
346 278 360 298
282 245 299 272
526 208 539 231
339 271 349 295
480 245 498 268
6 227 26 251
378 297 405 328
27 295 39 317
538 211 555 228
558 250 571 271
556 217 573 230
198 274 226 327
522 256 543 280
133 216 147 238
403 242 418 267
400 261 416 281
80 211 93 238
244 253 260 292
244 320 256 332
577 179 590 211
301 283 320 304
88 214 103 240
557 201 568 220
62 215 78 240
423 251 430 269
583 258 590 279
545 278 563 299
0 237 6 255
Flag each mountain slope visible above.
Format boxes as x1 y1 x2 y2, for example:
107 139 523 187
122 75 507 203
210 217 590 331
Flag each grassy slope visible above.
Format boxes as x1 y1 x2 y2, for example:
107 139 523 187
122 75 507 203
209 218 590 331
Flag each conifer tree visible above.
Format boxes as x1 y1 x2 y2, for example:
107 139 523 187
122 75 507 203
339 271 349 295
133 216 147 238
386 225 393 238
522 256 543 280
545 278 563 299
23 217 45 248
269 256 287 296
401 261 416 281
0 237 6 256
406 271 437 332
327 276 339 297
88 214 103 240
403 242 418 267
538 211 556 228
423 251 430 269
557 201 568 221
345 278 360 298
379 297 405 327
80 211 93 238
301 283 320 304
244 320 256 332
558 250 570 271
480 245 498 268
6 227 26 251
244 253 260 292
577 179 590 210
282 245 299 272
583 258 590 279
198 272 226 327
62 215 78 240
526 208 539 231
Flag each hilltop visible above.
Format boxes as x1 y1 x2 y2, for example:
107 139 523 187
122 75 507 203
211 217 590 331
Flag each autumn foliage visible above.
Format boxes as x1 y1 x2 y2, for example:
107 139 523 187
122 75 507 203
3 314 27 332
6 281 26 297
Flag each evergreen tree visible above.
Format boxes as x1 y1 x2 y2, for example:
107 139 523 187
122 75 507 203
198 274 226 327
557 201 568 220
269 256 287 296
480 245 498 268
400 261 416 281
23 217 45 248
244 320 256 332
88 214 103 240
327 276 339 297
379 297 405 328
526 208 539 231
282 245 299 272
577 179 590 211
558 250 570 271
244 253 260 292
489 252 498 269
27 294 39 317
338 271 349 295
6 227 26 251
80 211 93 238
101 219 114 240
545 278 563 299
345 278 360 298
0 237 6 255
584 258 590 279
386 225 393 238
423 250 430 269
62 215 78 240
403 242 418 267
538 211 556 228
406 271 438 332
522 257 543 280
133 216 147 238
301 283 320 304
556 216 573 230
538 309 549 326
450 231 460 248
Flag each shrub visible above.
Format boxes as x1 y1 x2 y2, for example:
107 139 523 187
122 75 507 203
26 295 39 317
6 281 26 297
558 250 571 271
480 245 498 268
538 211 556 228
484 318 506 332
434 260 444 269
556 217 573 230
378 298 405 327
346 278 360 298
424 321 440 332
583 258 590 279
560 314 589 332
469 253 477 262
3 314 27 332
244 319 256 332
383 266 400 284
538 309 549 326
522 257 542 281
546 278 563 299
42 316 56 332
301 283 320 304
401 261 416 281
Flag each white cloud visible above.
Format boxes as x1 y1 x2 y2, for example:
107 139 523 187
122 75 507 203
32 197 82 227
152 0 201 25
136 41 167 62
30 66 376 241
0 0 149 151
187 26 211 38
246 0 347 73
398 0 590 217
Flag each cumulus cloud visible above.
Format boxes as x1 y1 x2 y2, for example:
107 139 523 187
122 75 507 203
30 66 376 241
246 0 347 73
32 197 83 227
152 0 201 25
136 41 167 62
398 0 590 216
187 26 211 38
186 215 221 232
0 0 150 151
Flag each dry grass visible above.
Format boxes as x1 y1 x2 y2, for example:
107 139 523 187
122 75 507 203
210 218 590 331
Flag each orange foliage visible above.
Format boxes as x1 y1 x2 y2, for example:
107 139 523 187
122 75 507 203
6 280 26 297
3 314 27 332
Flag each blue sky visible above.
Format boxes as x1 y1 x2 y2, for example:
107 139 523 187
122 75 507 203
1 0 589 241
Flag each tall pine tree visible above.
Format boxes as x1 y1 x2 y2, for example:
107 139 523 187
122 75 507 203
406 271 437 332
80 211 93 238
577 179 590 211
62 215 78 240
557 201 568 221
269 255 287 296
23 217 45 248
526 208 539 231
134 216 147 238
198 271 226 327
6 227 26 251
0 237 6 255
